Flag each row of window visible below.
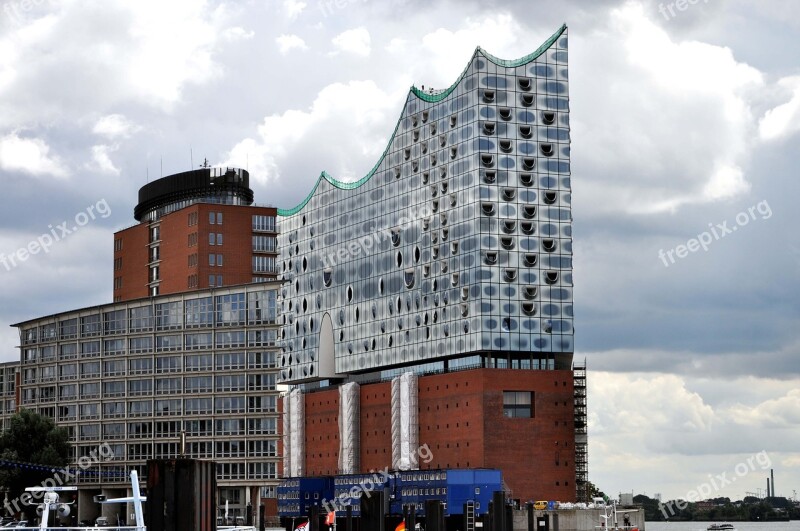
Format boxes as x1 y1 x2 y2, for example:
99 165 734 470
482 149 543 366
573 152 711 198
50 400 280 420
22 291 277 344
26 351 276 372
24 331 277 361
25 373 277 399
75 439 277 459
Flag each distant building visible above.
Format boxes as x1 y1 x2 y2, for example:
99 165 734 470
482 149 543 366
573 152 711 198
11 169 282 524
114 167 278 302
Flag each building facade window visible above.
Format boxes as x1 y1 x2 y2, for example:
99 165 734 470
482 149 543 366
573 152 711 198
503 391 533 418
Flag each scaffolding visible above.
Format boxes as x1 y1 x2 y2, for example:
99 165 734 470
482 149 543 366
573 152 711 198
574 360 588 503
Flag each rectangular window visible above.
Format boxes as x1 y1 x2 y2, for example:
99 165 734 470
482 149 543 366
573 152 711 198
252 255 276 274
216 293 246 325
130 306 154 332
217 254 223 266
79 387 100 406
209 232 216 246
252 235 276 252
129 336 153 354
80 361 100 378
129 357 153 375
59 384 77 400
114 238 123 251
155 334 182 352
184 397 212 415
128 379 153 396
155 302 182 330
217 274 222 287
79 423 100 439
128 421 152 439
248 462 277 480
248 440 277 457
209 274 215 287
155 355 182 373
103 381 125 397
128 400 153 417
185 297 214 327
185 332 212 350
215 419 244 436
59 318 78 340
102 423 125 440
248 395 277 413
155 399 182 416
184 376 212 393
252 215 276 232
247 329 277 347
185 419 212 436
155 377 182 395
214 374 246 392
104 309 126 334
248 417 277 435
155 421 182 437
216 233 223 246
215 440 245 458
185 353 212 372
209 212 215 224
248 290 277 324
80 314 102 337
59 343 77 360
103 359 126 376
104 338 126 355
104 401 126 418
503 391 533 418
214 396 245 413
215 351 245 370
209 254 216 266
80 341 100 358
59 364 77 379
248 373 276 391
247 351 276 369
216 212 223 225
216 330 246 349
59 404 76 421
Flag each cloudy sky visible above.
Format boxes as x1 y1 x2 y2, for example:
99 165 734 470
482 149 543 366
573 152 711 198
1 0 799 502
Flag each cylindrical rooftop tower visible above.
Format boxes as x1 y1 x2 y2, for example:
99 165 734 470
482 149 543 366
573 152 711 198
134 167 253 222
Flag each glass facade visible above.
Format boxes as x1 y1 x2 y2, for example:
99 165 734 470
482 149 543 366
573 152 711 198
277 31 573 383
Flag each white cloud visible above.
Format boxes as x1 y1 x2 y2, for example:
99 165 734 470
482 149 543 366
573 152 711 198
92 114 141 139
0 133 68 178
589 372 800 499
222 80 401 185
331 27 371 57
575 2 765 216
222 26 255 41
87 144 120 175
283 0 307 20
759 76 800 142
276 34 308 55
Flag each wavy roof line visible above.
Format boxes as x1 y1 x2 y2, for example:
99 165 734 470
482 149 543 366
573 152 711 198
277 24 567 217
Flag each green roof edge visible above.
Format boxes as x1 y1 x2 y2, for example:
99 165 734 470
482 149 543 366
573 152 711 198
277 24 567 217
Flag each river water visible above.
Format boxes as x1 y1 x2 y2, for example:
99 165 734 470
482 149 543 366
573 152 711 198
645 522 800 530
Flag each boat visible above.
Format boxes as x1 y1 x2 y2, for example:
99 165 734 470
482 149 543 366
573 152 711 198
707 524 736 531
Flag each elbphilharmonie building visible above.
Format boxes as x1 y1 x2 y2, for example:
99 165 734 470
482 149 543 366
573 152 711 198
278 25 586 504
278 25 573 385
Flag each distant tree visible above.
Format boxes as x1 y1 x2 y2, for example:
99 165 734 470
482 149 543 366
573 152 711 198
0 409 72 519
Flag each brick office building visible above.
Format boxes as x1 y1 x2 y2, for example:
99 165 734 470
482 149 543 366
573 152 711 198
113 167 278 302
